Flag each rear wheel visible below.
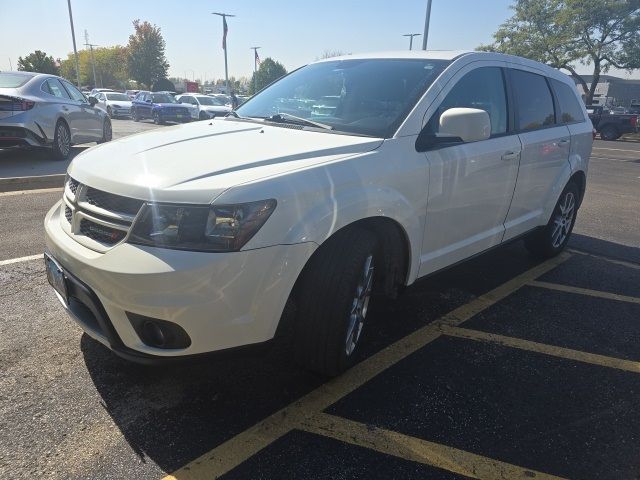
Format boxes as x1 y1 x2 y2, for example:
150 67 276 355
97 118 112 144
600 125 620 141
293 227 378 376
132 108 140 122
524 181 579 258
199 111 208 121
52 120 71 161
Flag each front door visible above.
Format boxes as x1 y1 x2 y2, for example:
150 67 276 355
419 66 521 276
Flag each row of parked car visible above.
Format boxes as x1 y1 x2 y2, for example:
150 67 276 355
86 88 235 123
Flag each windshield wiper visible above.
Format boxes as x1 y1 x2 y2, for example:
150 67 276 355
267 113 333 130
225 111 242 118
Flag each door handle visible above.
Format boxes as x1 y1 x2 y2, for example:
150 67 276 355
62 106 69 111
501 151 520 161
557 139 570 146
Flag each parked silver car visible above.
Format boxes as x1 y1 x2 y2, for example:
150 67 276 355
0 71 112 160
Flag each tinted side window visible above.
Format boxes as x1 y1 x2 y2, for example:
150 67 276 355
46 79 71 99
510 69 555 131
551 79 585 123
427 67 507 136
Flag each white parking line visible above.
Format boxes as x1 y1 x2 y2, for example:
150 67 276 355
0 187 62 197
592 147 639 153
0 254 42 266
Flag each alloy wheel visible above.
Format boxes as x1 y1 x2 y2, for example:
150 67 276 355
56 123 70 158
345 254 374 356
551 191 575 248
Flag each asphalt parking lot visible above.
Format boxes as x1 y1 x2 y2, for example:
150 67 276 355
1 130 639 479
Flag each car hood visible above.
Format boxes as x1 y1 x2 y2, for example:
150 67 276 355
68 119 383 204
203 105 231 112
155 103 185 108
107 100 132 107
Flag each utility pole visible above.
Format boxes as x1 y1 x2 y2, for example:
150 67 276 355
8 57 12 70
212 12 235 94
421 0 433 50
66 0 81 87
403 34 421 50
250 46 260 93
84 30 99 87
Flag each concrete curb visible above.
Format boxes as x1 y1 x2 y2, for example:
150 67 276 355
0 174 65 193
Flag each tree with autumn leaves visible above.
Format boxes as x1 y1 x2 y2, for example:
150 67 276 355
126 19 169 89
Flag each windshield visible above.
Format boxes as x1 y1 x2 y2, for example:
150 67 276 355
151 93 176 103
106 93 129 101
196 96 217 106
0 73 32 88
236 59 449 137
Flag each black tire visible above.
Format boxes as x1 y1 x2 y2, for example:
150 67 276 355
293 227 378 376
97 118 112 144
600 125 619 141
524 181 579 258
106 106 113 118
52 120 71 161
132 108 139 122
153 111 162 125
199 111 208 121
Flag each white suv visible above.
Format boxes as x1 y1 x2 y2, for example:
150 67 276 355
44 51 592 376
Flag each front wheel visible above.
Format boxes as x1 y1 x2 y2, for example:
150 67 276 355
153 111 162 125
600 125 620 141
524 182 579 258
293 227 378 376
106 106 113 118
132 108 139 122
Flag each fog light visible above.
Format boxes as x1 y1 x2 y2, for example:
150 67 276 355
127 313 192 349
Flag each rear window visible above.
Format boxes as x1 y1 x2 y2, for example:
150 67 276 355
551 79 585 123
510 69 556 131
0 73 32 88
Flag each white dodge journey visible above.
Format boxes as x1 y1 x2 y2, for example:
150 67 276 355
44 51 593 376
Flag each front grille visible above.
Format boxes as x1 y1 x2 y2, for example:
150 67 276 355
79 219 127 245
85 187 144 216
68 177 79 195
64 206 72 223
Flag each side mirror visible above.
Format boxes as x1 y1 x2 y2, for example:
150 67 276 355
146 99 152 103
88 96 98 106
439 108 491 143
416 107 491 152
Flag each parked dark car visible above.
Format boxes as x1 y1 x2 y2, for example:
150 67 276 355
131 91 191 124
587 105 638 140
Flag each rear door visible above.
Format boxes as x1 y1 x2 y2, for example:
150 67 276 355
61 80 103 141
502 68 571 241
419 64 522 275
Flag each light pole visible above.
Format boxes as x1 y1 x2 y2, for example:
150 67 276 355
403 33 421 50
66 0 81 87
212 12 235 94
84 30 99 87
250 46 260 93
421 0 433 50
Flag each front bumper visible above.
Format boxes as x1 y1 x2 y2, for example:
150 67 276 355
44 201 316 361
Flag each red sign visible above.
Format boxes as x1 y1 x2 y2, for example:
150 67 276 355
185 81 199 93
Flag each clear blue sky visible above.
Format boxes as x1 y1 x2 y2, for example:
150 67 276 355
0 0 636 80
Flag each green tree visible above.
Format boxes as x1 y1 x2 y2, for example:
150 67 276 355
249 58 287 94
126 19 169 89
59 46 129 88
17 50 59 75
480 0 640 104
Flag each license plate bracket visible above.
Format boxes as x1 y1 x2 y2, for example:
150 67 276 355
44 253 68 305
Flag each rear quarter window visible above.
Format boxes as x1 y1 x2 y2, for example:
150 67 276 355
551 79 586 124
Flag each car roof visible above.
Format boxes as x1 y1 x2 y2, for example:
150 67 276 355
313 50 471 63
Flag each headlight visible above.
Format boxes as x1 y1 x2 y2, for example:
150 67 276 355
128 200 277 252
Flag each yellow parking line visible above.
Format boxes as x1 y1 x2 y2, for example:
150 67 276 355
163 253 570 480
529 280 640 304
299 412 568 480
567 248 640 271
442 326 640 374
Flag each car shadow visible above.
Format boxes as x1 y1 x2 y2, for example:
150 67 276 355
0 146 88 178
80 236 638 473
